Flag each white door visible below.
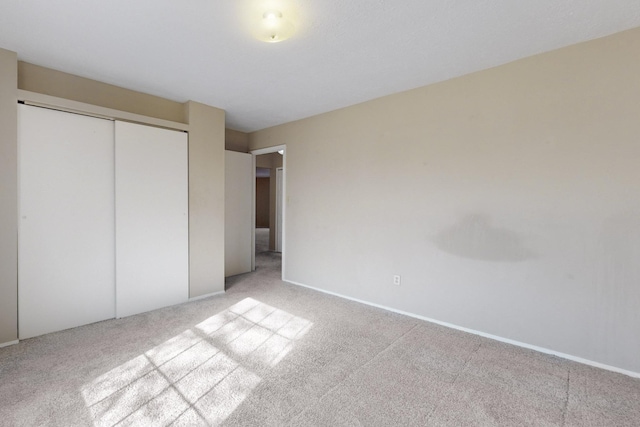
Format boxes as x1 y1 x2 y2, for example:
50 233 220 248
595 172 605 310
275 167 283 253
18 105 115 339
115 121 189 318
225 151 253 277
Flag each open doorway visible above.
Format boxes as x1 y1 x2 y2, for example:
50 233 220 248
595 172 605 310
251 146 286 279
255 167 271 254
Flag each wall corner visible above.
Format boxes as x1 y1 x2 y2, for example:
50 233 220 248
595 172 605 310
0 47 18 344
185 101 226 297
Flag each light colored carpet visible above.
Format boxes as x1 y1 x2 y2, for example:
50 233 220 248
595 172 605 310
255 228 269 254
1 252 639 426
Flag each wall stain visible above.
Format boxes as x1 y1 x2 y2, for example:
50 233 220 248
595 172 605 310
434 214 535 262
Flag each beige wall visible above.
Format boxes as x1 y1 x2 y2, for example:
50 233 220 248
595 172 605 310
250 27 640 373
18 62 185 123
225 128 249 152
186 102 226 297
0 48 18 345
255 153 275 168
0 57 226 345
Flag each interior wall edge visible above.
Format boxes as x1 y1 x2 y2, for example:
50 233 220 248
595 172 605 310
284 278 640 379
186 101 226 298
0 47 18 345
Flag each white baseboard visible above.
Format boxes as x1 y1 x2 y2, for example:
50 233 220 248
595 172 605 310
283 277 640 379
189 290 225 302
0 340 19 349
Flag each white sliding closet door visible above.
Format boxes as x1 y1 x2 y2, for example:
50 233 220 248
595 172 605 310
115 121 189 318
18 105 115 339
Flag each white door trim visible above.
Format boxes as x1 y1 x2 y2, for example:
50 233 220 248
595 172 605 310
275 167 283 253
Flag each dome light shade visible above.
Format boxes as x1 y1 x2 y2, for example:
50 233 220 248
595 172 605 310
254 9 295 43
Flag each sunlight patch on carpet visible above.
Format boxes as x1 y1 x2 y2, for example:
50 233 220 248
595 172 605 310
81 298 312 426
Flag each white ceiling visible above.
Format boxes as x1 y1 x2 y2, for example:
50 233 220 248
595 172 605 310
1 0 639 132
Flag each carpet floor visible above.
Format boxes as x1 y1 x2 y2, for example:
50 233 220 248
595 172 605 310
1 251 639 426
255 228 269 254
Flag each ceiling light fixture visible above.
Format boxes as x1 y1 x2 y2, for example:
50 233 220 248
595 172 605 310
254 9 295 43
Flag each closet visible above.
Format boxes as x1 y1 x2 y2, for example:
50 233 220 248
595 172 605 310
18 104 188 339
114 121 189 318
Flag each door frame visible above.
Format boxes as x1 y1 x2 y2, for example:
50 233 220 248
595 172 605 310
275 167 283 253
250 145 286 279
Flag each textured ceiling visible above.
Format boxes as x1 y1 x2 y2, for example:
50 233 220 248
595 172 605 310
1 0 639 132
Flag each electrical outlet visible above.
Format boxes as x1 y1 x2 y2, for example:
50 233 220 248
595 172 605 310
393 275 401 286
